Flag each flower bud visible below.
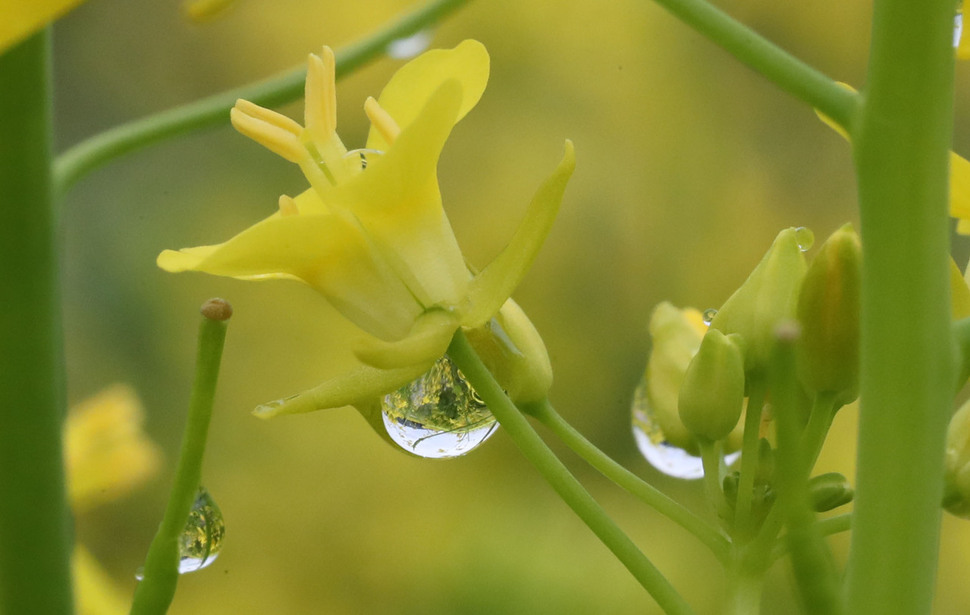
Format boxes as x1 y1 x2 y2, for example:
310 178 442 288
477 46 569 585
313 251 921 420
796 224 861 403
642 302 708 451
464 298 552 405
678 329 746 442
944 398 970 519
711 228 807 377
808 472 854 512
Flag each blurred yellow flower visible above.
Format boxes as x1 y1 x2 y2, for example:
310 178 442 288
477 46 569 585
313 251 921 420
159 40 574 413
0 0 89 55
65 385 162 615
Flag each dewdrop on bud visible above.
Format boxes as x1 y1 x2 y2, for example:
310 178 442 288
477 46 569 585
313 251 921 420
678 329 746 442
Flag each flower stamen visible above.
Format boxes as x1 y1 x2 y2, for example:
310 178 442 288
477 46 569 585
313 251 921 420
364 97 401 146
278 195 299 217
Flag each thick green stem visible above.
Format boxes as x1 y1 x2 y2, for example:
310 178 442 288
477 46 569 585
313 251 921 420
130 300 231 615
643 0 858 128
0 30 73 615
448 332 695 615
531 400 730 562
844 2 955 613
53 0 472 195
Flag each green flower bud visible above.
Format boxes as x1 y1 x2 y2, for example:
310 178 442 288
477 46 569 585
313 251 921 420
711 228 808 377
642 302 708 451
944 398 970 519
808 472 854 512
796 224 861 403
465 298 552 405
678 329 746 442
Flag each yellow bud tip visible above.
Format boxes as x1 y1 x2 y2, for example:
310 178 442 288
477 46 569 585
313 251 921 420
278 195 299 217
364 97 401 146
183 0 238 23
201 298 233 321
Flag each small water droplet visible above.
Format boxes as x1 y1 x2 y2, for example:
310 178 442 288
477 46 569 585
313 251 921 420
178 486 225 573
794 226 814 252
630 380 738 479
134 486 225 581
381 355 498 458
386 29 433 60
343 148 384 172
702 308 718 326
956 9 964 49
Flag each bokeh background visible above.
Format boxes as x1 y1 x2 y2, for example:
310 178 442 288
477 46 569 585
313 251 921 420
51 0 970 612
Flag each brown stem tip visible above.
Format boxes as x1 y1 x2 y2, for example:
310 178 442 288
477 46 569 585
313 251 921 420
200 298 233 321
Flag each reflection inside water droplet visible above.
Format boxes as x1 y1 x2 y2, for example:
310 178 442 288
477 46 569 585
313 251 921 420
135 486 225 580
178 486 225 573
381 355 498 458
343 148 383 172
630 380 738 480
386 29 433 60
794 226 814 252
702 308 718 326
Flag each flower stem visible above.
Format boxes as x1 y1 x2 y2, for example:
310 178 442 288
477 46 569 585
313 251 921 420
130 299 232 615
732 383 764 539
0 30 74 615
642 0 858 128
53 0 472 195
448 332 696 615
530 400 730 563
845 1 956 612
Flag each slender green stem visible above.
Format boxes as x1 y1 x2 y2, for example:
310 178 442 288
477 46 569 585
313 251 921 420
733 384 764 539
845 1 955 613
642 0 858 128
531 400 730 562
53 0 472 195
799 393 839 474
698 441 732 531
130 299 232 615
771 331 844 615
772 514 853 561
953 315 970 389
0 30 73 615
448 332 696 615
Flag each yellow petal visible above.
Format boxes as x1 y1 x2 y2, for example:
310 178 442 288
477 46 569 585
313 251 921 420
158 212 422 340
64 385 161 513
252 363 430 418
0 0 88 55
463 140 576 327
330 79 470 309
366 39 489 152
73 546 129 615
354 309 459 370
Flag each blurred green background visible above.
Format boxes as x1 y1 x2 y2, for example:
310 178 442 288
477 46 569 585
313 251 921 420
52 0 970 612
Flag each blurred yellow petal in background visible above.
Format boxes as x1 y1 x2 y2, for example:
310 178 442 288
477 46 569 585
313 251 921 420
0 0 89 55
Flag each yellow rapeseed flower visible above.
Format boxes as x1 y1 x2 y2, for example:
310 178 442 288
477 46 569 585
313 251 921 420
158 40 574 416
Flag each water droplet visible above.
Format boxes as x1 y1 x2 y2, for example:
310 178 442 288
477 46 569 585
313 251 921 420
794 226 814 252
956 9 964 49
630 380 738 479
343 148 384 172
135 486 225 580
178 486 225 573
630 381 704 479
381 355 498 458
702 308 718 326
386 29 433 60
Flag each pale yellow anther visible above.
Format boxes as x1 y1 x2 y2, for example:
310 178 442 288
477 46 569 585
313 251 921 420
305 47 338 144
234 99 303 136
278 195 300 217
364 97 400 146
230 106 305 164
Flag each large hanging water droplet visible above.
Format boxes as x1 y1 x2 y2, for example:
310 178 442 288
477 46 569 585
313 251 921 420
178 486 225 573
794 226 814 252
630 380 705 479
702 308 718 326
386 29 433 60
381 355 498 458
